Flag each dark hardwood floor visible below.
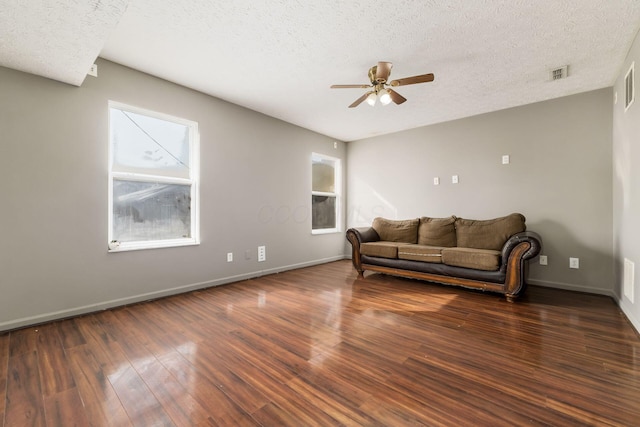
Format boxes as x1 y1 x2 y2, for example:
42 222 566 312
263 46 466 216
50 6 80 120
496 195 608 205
1 260 639 426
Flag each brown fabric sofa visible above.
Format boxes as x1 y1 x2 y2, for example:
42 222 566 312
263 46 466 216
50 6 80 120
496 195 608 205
346 213 541 302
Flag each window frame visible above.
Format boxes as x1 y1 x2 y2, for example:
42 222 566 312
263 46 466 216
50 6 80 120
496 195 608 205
108 101 200 252
311 152 341 235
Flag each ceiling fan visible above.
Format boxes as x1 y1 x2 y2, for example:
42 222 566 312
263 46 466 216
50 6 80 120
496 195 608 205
330 61 434 108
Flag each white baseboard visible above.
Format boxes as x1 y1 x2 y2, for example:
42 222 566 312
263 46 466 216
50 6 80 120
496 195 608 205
618 298 640 335
0 256 347 332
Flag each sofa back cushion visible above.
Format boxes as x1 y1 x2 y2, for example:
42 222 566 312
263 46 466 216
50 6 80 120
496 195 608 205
418 216 457 247
372 217 419 243
455 213 526 250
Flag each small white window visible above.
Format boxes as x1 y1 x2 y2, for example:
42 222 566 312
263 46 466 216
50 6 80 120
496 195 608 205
108 102 199 251
625 62 634 111
311 153 341 234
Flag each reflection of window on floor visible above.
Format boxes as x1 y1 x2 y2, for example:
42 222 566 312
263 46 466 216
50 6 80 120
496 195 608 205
108 102 199 251
312 153 340 234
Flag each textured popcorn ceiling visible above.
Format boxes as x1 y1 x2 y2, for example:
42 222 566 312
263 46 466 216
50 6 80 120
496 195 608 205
2 1 640 141
0 0 128 86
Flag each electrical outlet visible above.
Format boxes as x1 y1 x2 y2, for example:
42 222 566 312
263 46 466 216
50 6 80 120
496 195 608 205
88 63 98 77
433 177 440 185
258 246 266 262
569 257 580 269
452 175 459 184
539 255 548 265
227 252 233 262
502 155 510 164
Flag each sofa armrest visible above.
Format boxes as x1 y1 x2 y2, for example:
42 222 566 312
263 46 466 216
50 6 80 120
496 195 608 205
499 231 542 300
346 227 380 278
501 231 542 264
346 227 380 246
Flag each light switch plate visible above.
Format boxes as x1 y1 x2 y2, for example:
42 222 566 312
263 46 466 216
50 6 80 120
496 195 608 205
502 155 510 164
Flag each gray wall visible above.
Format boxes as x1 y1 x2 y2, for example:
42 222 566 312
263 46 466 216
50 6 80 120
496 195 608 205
0 59 346 331
347 88 614 294
613 29 640 331
1 54 631 331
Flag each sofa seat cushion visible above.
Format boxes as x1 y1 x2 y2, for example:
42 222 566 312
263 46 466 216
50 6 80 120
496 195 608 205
372 217 419 243
441 247 501 271
455 213 526 250
418 216 457 247
361 241 403 259
398 245 444 263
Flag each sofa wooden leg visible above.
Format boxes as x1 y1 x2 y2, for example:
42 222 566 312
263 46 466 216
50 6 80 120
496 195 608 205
357 271 364 279
505 294 516 303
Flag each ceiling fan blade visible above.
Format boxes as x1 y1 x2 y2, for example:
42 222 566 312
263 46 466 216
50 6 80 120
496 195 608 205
348 92 371 108
390 73 434 87
375 61 393 83
330 84 371 89
388 89 407 105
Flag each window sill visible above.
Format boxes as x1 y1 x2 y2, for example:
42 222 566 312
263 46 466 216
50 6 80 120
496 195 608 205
312 228 340 235
108 239 200 252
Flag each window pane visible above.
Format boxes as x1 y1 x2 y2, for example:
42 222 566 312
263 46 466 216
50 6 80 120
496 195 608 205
312 195 336 229
312 159 335 193
113 180 191 242
110 107 190 175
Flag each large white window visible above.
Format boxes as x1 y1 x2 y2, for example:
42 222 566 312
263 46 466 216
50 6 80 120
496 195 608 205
108 102 199 251
311 153 341 234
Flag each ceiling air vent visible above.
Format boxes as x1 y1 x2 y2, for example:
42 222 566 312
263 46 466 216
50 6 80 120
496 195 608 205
550 66 568 81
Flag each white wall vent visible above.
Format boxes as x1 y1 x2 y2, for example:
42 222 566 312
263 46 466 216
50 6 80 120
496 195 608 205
624 258 635 303
625 62 634 111
550 66 568 81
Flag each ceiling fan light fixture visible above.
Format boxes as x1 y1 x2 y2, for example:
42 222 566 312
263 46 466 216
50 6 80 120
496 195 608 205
378 88 392 105
366 92 377 106
330 62 434 108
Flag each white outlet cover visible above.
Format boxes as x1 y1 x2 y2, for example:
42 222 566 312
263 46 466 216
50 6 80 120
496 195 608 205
539 255 548 265
452 175 459 184
433 177 440 185
569 257 579 269
502 155 510 164
227 252 233 262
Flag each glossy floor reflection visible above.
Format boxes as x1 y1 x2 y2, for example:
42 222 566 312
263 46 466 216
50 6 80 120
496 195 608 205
2 260 639 426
